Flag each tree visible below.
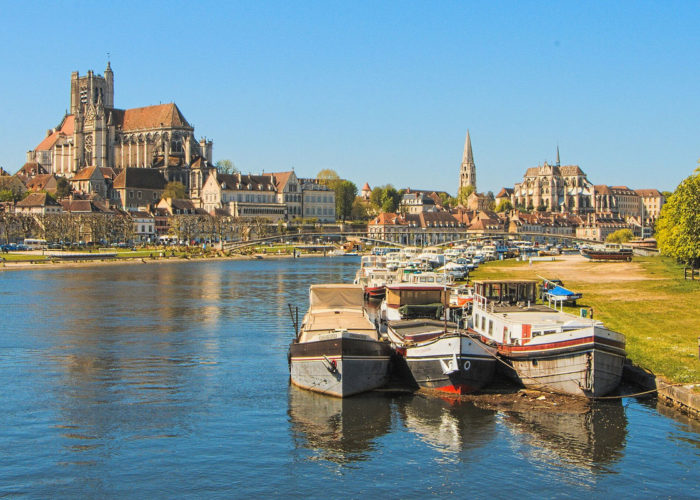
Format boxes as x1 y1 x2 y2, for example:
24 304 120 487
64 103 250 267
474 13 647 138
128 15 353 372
381 187 401 213
351 197 371 221
216 159 239 175
335 180 357 222
438 192 453 209
163 181 187 200
369 187 384 208
656 169 700 266
457 185 475 207
606 228 634 243
55 177 72 199
317 169 341 189
495 199 513 212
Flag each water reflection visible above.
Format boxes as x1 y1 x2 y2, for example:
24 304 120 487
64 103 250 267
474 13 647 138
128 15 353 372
287 385 394 463
504 402 627 471
397 393 497 460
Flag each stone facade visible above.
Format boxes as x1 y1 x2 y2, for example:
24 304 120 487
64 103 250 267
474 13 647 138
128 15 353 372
635 189 665 224
512 161 594 213
26 64 215 198
112 168 167 211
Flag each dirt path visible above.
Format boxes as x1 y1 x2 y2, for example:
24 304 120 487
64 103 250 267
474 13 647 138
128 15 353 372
490 254 655 283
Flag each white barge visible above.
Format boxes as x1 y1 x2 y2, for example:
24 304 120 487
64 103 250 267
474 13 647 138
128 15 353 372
469 279 626 398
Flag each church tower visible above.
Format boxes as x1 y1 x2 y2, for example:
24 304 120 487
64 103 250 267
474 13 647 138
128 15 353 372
459 131 476 192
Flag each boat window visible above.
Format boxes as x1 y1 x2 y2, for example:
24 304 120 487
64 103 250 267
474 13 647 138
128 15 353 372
488 320 493 335
544 330 556 335
481 316 485 330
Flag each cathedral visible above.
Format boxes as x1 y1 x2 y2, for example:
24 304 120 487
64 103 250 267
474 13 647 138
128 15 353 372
26 63 214 199
511 150 595 213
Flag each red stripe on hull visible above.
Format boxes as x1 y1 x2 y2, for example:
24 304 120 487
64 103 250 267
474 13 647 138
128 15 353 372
500 336 625 355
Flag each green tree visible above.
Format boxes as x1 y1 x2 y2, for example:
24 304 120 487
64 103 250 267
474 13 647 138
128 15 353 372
55 177 72 199
351 197 371 220
656 169 700 266
0 189 15 202
163 181 187 199
495 199 513 212
335 180 357 222
438 192 454 209
369 187 384 208
216 159 239 175
381 187 401 213
606 228 634 243
457 185 475 207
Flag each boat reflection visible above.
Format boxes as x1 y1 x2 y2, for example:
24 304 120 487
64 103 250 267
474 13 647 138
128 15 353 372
397 393 497 457
287 385 394 463
504 402 627 470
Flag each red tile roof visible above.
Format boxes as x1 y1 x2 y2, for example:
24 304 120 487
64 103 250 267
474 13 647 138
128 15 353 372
114 103 191 131
16 192 61 207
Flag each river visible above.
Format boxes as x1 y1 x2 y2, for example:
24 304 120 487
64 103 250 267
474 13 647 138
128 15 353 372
0 257 698 497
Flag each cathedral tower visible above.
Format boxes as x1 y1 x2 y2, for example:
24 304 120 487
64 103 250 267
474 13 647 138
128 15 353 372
459 131 476 192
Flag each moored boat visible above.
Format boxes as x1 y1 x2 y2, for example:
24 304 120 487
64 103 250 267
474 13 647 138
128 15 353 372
289 284 393 398
387 318 496 394
580 247 633 262
469 279 626 398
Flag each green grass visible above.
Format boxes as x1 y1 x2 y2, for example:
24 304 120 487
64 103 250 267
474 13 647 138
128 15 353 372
1 254 48 262
470 256 700 386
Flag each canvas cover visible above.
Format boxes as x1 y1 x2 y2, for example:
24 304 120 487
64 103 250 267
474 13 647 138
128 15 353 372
309 284 364 310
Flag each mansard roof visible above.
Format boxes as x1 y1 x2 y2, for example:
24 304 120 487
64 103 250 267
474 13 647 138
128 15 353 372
217 173 276 191
635 188 662 197
112 103 191 131
113 168 167 190
609 185 637 196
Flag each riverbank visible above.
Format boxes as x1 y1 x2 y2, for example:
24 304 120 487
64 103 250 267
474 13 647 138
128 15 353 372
470 254 700 417
0 249 332 271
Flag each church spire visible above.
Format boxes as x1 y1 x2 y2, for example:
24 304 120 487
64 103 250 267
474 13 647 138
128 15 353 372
459 130 477 192
556 145 560 166
463 130 474 165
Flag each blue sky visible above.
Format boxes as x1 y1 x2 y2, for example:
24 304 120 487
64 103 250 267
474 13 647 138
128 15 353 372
1 1 697 194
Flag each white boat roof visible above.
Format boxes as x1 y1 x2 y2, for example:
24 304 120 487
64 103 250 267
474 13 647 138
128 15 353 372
479 307 599 329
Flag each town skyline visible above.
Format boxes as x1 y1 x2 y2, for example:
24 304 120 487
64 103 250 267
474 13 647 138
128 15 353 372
1 2 698 194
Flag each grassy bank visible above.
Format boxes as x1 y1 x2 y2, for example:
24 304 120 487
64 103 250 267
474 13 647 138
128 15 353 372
470 256 700 386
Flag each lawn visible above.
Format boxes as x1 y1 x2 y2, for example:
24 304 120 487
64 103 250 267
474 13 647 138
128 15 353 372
469 255 700 385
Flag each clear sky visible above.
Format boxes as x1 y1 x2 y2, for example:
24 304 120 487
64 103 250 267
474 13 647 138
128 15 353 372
1 1 697 194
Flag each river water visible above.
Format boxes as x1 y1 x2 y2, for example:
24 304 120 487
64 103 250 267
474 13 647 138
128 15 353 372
0 257 698 497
